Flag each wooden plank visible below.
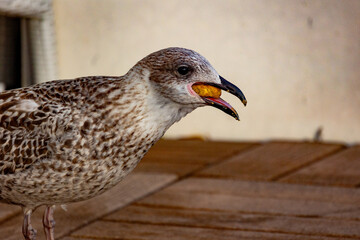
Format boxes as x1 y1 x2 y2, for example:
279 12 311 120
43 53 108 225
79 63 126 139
0 172 176 240
281 145 360 187
325 208 360 220
61 238 94 240
135 162 204 177
143 150 233 164
70 221 339 240
197 142 343 180
137 177 360 220
105 205 360 238
138 189 360 219
137 140 254 176
159 177 360 204
153 139 255 152
148 140 255 164
0 204 20 224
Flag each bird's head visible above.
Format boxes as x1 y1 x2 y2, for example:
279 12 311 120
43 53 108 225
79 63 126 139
134 47 247 121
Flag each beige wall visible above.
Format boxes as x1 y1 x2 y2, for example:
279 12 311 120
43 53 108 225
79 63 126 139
53 0 360 143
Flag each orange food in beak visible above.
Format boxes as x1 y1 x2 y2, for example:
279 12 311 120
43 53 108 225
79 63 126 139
192 84 221 98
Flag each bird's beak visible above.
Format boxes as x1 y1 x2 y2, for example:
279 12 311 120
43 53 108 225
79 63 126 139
193 76 247 121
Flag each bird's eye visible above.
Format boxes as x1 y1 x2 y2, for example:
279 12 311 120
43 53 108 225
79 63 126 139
177 66 190 76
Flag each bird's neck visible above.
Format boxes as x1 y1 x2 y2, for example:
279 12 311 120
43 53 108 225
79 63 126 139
108 69 195 145
128 69 193 139
142 85 194 138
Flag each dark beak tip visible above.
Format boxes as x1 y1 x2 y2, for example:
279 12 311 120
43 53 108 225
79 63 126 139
219 75 247 107
230 109 240 121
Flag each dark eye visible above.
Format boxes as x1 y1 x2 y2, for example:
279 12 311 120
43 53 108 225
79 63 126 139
177 66 190 76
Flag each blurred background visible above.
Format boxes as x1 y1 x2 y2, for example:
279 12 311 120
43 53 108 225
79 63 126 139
0 0 359 143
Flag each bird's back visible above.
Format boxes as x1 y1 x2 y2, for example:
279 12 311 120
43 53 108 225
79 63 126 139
0 78 98 174
0 76 147 206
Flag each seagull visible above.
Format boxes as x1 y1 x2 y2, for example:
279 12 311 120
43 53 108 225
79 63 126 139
0 47 246 240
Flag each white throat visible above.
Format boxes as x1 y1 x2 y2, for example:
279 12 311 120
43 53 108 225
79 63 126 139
138 70 195 139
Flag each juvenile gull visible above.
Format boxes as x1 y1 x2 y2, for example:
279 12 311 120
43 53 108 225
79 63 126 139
0 47 246 240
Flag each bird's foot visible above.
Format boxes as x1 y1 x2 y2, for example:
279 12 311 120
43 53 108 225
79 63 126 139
22 210 37 240
24 228 37 240
43 206 56 240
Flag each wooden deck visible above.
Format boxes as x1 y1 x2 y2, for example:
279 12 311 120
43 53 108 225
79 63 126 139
0 139 360 239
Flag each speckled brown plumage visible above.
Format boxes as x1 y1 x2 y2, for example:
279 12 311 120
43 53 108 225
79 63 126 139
0 47 246 240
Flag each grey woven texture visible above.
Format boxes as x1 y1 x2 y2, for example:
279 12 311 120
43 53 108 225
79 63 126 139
0 0 57 88
0 0 50 17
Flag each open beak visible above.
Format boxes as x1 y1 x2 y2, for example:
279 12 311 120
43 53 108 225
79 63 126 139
195 76 247 121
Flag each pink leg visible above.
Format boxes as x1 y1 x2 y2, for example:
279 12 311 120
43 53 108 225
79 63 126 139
22 209 37 240
43 206 56 240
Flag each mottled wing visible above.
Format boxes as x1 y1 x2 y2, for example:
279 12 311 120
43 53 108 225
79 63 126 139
0 89 71 175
